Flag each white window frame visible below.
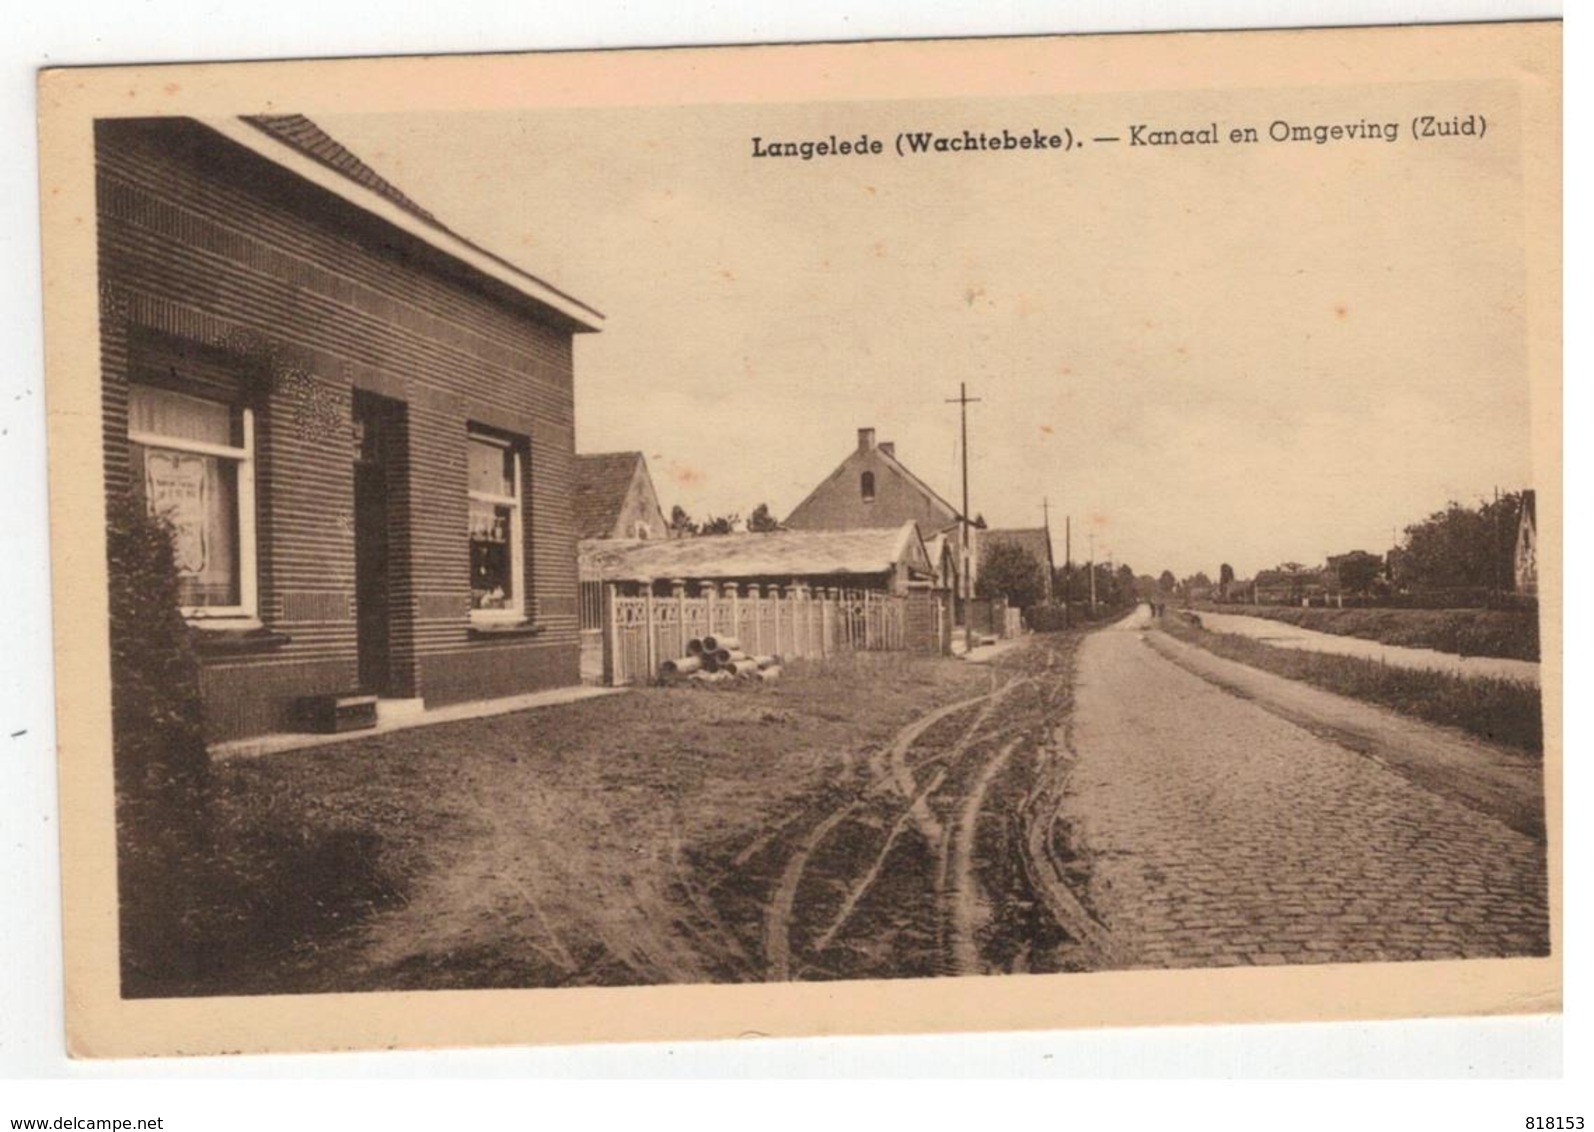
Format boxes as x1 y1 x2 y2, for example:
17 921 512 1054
128 391 259 626
468 431 525 624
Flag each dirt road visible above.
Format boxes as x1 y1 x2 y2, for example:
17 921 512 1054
1063 609 1550 968
730 633 1110 981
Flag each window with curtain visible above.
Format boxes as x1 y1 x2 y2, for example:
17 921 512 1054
128 383 256 618
468 430 524 618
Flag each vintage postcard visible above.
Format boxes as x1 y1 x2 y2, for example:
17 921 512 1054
38 21 1560 1057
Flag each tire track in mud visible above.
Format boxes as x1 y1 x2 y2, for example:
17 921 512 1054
763 800 864 981
768 664 1038 978
809 767 946 954
946 738 1021 974
1018 734 1119 969
744 634 1106 982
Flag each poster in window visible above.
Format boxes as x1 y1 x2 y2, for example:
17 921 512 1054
142 449 209 577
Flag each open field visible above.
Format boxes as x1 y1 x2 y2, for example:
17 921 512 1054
120 639 1089 997
1161 615 1542 755
1190 604 1539 662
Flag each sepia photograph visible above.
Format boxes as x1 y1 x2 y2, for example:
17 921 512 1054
35 18 1560 1058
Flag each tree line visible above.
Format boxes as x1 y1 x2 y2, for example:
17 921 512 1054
1188 490 1530 604
666 503 780 537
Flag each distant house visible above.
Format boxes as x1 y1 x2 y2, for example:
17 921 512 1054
1515 489 1538 597
574 452 668 644
784 427 974 600
978 527 1056 603
97 115 604 741
588 523 954 667
584 522 937 597
1252 564 1333 606
574 451 668 541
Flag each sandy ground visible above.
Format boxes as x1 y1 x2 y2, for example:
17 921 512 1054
1061 612 1549 968
169 644 1093 995
1194 610 1540 685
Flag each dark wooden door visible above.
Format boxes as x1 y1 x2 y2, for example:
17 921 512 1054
354 397 393 695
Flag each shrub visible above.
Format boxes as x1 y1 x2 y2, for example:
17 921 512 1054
107 490 407 996
107 489 208 797
106 488 217 990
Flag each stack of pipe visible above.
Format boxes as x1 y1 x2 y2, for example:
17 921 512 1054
659 655 702 679
659 643 785 687
733 654 784 682
688 669 734 687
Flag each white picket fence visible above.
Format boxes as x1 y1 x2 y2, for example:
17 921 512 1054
601 583 906 686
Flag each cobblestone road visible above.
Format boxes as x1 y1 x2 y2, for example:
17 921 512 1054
1064 615 1550 969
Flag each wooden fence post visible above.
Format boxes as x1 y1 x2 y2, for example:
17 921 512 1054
789 579 802 658
643 584 657 682
674 578 688 655
602 583 618 685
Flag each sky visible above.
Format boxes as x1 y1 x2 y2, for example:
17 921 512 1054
320 80 1532 580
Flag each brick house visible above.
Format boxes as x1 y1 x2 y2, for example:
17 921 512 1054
97 115 604 741
573 451 669 671
573 451 669 542
783 427 973 601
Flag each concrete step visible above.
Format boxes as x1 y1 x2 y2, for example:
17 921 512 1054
375 697 426 725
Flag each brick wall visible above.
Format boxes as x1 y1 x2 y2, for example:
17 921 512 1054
97 118 592 740
785 446 959 532
904 591 950 654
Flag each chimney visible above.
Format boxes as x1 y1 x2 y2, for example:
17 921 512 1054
857 427 876 452
878 441 895 458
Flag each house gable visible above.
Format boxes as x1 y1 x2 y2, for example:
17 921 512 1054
618 456 669 540
574 451 667 540
785 429 961 532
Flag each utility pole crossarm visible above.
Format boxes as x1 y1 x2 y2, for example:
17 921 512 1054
944 381 982 529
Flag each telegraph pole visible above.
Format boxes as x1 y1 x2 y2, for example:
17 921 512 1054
1088 529 1097 616
1042 498 1052 604
945 382 981 640
1492 485 1501 604
1064 514 1072 628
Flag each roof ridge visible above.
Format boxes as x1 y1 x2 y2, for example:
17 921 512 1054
875 447 963 521
236 114 606 326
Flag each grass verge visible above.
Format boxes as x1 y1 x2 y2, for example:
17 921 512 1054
119 649 996 997
1162 617 1542 755
1190 604 1539 662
